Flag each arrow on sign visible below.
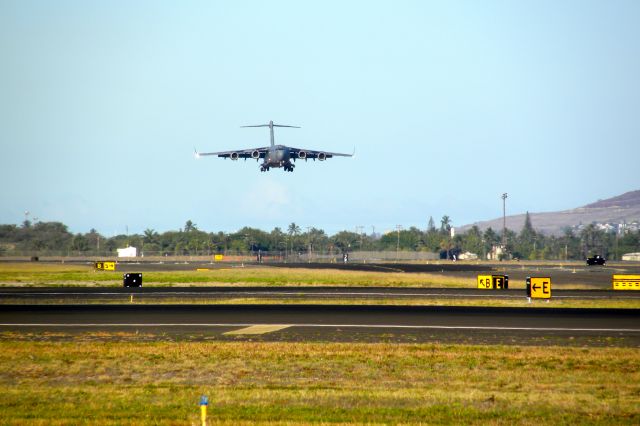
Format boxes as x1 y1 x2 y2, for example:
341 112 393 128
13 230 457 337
532 283 540 292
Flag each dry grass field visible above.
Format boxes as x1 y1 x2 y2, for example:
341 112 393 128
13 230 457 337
0 261 606 289
0 261 472 287
0 339 639 425
1 261 639 424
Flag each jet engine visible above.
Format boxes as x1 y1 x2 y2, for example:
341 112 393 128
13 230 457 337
317 152 327 161
251 150 260 159
230 152 239 160
298 151 307 160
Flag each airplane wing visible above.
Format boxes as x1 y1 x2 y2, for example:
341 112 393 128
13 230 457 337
195 147 269 160
289 147 354 161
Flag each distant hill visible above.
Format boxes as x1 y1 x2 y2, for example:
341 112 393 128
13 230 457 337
583 191 640 209
459 190 640 235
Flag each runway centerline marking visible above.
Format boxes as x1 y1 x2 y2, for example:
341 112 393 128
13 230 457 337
223 325 291 335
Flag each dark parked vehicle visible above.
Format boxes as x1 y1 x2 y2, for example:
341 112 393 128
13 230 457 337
586 255 606 266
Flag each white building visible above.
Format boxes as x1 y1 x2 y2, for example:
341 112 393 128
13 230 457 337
117 246 137 258
487 245 506 260
622 252 640 261
458 251 478 260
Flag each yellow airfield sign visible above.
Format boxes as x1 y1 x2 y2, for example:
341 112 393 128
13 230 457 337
527 277 551 299
214 254 224 261
493 275 508 289
95 261 116 271
477 275 493 289
477 275 509 289
612 275 640 290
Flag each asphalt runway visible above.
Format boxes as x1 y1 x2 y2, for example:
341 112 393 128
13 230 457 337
1 286 639 301
1 304 639 346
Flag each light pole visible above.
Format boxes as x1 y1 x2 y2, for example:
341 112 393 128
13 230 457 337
355 225 364 251
396 225 403 262
482 237 486 260
306 226 312 262
501 193 508 251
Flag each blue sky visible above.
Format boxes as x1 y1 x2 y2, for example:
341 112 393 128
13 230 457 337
1 1 639 236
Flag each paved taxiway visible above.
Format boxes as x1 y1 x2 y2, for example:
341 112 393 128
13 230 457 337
1 286 639 301
0 304 640 335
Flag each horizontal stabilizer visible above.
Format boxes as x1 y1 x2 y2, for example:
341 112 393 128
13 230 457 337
241 123 300 128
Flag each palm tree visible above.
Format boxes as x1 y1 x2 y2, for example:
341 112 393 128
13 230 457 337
287 223 301 255
184 220 197 233
440 215 451 233
143 228 158 244
288 222 301 236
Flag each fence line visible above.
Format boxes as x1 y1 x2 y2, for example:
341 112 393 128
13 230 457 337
2 250 440 263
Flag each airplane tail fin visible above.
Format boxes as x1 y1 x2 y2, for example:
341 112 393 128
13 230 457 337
241 121 300 147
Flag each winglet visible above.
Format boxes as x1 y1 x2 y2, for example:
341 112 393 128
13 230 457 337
351 147 356 158
194 148 200 159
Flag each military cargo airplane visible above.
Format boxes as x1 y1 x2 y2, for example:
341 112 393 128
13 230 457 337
195 120 353 172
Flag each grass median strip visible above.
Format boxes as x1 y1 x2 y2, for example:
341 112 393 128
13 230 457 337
2 296 640 309
0 262 477 287
0 262 606 289
0 339 638 425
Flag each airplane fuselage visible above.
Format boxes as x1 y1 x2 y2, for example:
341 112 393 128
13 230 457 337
260 145 295 172
264 145 292 168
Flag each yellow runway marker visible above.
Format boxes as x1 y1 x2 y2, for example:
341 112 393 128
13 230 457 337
224 325 291 335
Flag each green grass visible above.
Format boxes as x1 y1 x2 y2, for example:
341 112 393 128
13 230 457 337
0 339 638 425
0 262 476 287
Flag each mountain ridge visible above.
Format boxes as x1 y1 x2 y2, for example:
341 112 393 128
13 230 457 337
459 190 640 235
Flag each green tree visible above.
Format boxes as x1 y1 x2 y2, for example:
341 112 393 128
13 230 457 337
287 223 301 254
461 225 483 256
440 215 451 234
85 228 103 254
378 228 421 251
305 227 329 254
580 224 607 258
427 216 436 232
270 227 286 252
330 231 359 253
30 222 73 254
143 229 158 244
184 220 197 233
516 212 537 259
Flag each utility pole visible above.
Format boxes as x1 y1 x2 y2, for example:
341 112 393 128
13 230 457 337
501 193 508 250
306 226 312 262
395 225 403 262
482 237 486 260
355 226 364 250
